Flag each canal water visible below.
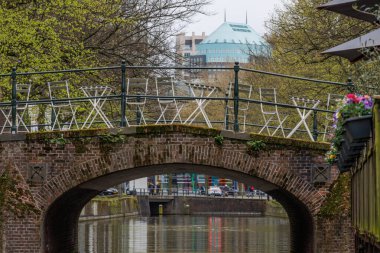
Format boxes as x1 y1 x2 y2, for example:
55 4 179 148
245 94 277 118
78 216 290 253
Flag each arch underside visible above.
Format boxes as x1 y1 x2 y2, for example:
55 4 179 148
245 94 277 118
44 164 316 253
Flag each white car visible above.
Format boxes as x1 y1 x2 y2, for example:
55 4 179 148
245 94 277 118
99 187 118 196
207 186 222 196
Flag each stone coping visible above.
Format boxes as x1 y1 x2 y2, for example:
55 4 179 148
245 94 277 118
0 124 330 151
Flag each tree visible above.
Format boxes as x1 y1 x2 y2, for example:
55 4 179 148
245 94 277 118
0 0 210 129
0 0 210 74
248 0 378 96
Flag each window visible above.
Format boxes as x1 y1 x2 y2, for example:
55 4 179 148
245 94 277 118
230 24 249 29
232 28 251 33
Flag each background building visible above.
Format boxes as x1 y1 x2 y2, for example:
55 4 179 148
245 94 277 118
195 22 270 65
175 32 207 77
176 32 207 62
175 21 271 79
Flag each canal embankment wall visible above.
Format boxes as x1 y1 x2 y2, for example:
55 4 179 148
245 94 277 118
264 200 288 218
149 196 266 216
80 196 287 220
79 196 139 221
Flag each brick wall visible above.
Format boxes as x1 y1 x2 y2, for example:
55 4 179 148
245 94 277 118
316 216 355 253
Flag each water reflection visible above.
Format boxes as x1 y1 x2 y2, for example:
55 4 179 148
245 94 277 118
78 216 289 253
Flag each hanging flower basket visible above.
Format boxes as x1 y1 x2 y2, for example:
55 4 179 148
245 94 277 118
325 94 373 170
343 115 372 144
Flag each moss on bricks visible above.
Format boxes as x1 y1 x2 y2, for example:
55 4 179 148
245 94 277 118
26 128 111 142
136 124 221 136
24 125 328 152
248 133 330 151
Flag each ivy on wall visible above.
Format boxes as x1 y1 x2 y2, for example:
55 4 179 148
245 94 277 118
0 164 41 251
318 172 351 218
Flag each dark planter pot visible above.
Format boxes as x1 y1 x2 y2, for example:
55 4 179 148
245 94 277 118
340 146 360 160
343 115 372 144
341 141 364 159
343 141 366 151
337 154 354 173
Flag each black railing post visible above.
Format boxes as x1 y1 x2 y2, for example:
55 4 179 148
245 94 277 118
313 110 318 141
120 60 127 127
233 62 240 132
224 91 229 130
11 67 17 134
347 77 354 93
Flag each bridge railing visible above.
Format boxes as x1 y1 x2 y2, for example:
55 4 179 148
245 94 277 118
125 188 269 199
0 61 353 141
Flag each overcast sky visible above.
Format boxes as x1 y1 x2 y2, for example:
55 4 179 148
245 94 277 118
184 0 284 36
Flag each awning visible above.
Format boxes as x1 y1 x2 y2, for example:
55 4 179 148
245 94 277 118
322 28 380 61
318 0 379 23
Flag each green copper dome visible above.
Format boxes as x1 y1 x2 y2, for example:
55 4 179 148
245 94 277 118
202 22 268 45
196 22 270 63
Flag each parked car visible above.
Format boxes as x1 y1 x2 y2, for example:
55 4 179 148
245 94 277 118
198 186 206 195
126 188 136 195
99 188 118 196
220 185 238 196
207 186 222 196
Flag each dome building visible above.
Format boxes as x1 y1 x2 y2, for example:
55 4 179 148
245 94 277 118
194 21 270 65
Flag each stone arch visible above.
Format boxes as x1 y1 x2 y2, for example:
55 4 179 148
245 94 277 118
37 143 325 253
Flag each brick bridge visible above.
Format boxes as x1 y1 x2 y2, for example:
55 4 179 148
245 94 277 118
0 125 352 253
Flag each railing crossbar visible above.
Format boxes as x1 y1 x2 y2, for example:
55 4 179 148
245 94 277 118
240 67 352 87
0 95 335 113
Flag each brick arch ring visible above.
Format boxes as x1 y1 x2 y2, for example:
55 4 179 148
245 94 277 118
37 143 326 253
37 143 325 212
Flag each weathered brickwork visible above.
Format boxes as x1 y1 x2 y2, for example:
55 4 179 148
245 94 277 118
0 125 351 252
316 216 355 253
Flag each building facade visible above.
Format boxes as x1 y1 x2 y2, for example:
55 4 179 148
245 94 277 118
175 32 207 67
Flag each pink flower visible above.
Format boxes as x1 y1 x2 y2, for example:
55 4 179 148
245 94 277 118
346 93 359 103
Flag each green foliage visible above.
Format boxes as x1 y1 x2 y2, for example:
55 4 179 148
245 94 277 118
214 135 224 146
136 124 221 137
258 0 377 99
0 1 98 71
0 164 41 244
99 132 126 154
48 135 67 145
72 137 90 153
319 173 351 217
0 0 210 74
331 125 344 150
325 147 338 165
247 140 266 153
98 132 126 144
